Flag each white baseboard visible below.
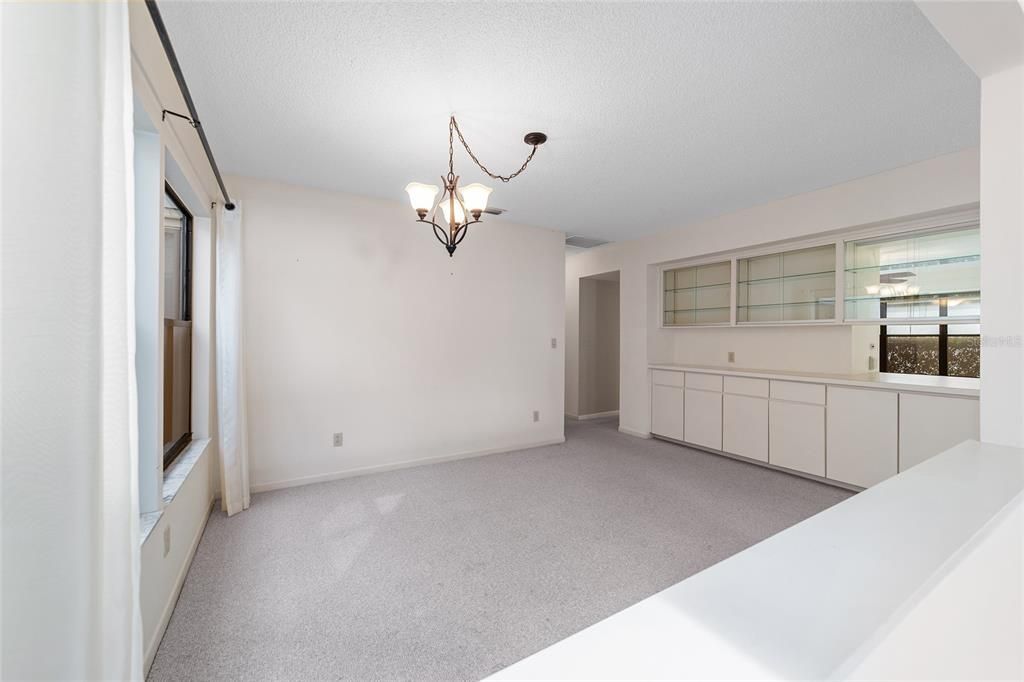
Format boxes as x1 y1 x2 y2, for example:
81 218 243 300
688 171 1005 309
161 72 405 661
252 436 567 493
144 496 215 674
618 425 652 439
577 410 619 420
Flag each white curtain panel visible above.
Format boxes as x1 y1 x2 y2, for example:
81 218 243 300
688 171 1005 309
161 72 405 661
216 203 252 515
1 1 143 679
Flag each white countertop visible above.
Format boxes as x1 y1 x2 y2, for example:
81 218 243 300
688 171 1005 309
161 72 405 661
649 363 980 397
489 440 1023 680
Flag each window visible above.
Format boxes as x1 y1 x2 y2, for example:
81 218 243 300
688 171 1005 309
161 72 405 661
880 312 980 378
736 244 835 322
663 261 731 326
163 186 192 467
845 225 981 378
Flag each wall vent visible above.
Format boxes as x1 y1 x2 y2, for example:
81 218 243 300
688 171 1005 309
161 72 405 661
565 235 609 249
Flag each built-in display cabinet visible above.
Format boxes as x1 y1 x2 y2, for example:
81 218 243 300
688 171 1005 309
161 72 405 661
844 225 980 323
649 365 980 490
663 261 731 326
737 244 836 323
660 213 980 329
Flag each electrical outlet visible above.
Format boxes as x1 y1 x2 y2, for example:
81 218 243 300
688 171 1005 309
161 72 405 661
533 410 540 423
727 351 735 363
163 526 171 558
333 432 343 447
551 337 558 349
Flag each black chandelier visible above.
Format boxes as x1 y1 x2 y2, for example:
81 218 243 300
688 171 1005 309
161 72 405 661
405 116 547 257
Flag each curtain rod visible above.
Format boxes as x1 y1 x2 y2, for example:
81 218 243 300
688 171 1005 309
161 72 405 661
144 0 236 211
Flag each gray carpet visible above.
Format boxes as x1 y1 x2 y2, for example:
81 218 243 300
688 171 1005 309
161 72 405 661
148 418 852 681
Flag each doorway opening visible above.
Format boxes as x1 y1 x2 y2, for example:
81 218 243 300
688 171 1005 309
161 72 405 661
578 270 620 422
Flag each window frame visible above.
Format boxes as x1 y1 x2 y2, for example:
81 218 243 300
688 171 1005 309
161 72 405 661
163 183 193 469
165 183 193 322
879 300 980 378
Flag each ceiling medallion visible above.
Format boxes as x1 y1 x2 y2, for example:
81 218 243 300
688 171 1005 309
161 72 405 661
405 116 547 257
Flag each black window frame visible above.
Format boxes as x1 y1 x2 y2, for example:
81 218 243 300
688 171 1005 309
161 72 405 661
879 299 980 378
163 184 193 469
165 184 193 322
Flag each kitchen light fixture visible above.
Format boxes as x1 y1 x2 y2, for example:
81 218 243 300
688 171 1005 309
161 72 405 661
405 116 546 257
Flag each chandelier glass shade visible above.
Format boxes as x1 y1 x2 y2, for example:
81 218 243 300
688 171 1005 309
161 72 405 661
405 116 546 257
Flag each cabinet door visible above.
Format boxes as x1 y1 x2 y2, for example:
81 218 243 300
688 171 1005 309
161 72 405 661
899 393 980 471
651 384 684 441
826 387 897 488
723 394 768 462
769 401 825 476
684 389 722 450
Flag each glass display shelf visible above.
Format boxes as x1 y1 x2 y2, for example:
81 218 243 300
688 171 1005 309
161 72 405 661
663 260 732 327
845 292 980 303
739 269 836 285
737 302 835 323
844 226 980 322
741 299 836 308
664 306 730 313
844 253 979 273
664 307 731 326
736 244 836 324
665 282 731 293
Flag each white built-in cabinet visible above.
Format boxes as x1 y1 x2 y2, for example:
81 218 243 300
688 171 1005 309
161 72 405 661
722 377 769 462
650 367 979 489
650 370 684 441
683 373 723 450
769 381 826 477
899 393 980 472
826 387 898 487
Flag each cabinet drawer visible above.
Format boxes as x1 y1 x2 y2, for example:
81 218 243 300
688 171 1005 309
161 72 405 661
770 380 825 405
685 372 723 392
652 369 685 387
723 376 769 398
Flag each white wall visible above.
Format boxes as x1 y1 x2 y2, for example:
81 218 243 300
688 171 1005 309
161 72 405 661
135 126 164 514
565 148 980 436
915 1 1024 448
130 12 220 672
667 324 867 374
578 276 620 416
231 176 565 491
140 449 213 669
978 63 1024 447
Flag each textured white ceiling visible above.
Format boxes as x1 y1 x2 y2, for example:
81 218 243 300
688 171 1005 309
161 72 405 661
159 1 978 242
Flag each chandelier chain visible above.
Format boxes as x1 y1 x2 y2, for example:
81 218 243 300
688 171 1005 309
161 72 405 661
450 116 538 183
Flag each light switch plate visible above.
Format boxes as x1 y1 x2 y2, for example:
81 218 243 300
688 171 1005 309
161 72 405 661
333 432 343 447
727 351 735 363
551 337 557 349
533 410 540 422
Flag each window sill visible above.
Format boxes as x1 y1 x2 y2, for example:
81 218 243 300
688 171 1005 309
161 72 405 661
163 438 210 505
140 438 212 546
140 510 163 545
